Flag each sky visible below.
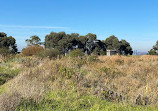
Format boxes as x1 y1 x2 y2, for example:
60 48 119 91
0 0 158 52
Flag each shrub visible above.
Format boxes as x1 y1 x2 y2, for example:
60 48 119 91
0 47 11 58
68 49 84 58
59 66 73 79
22 45 44 56
148 49 157 55
36 48 60 59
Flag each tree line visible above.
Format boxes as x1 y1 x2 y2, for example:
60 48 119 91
0 32 134 56
44 32 133 55
148 41 158 55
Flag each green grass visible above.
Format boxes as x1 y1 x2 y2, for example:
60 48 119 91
0 63 21 86
0 86 5 95
17 90 158 111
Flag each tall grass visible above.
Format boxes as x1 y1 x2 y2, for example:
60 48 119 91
0 55 158 110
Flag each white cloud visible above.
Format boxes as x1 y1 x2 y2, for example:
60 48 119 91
0 24 69 29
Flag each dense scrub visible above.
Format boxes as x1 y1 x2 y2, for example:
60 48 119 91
0 55 158 110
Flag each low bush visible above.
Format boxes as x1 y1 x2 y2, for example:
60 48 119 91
68 49 84 58
0 47 11 58
36 48 60 59
21 45 44 56
58 66 74 79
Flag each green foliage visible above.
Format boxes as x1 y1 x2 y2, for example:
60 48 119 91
0 47 11 58
100 50 106 55
120 40 133 55
0 66 21 85
0 32 18 53
0 32 7 37
86 40 106 55
153 40 158 51
45 32 83 55
25 35 42 46
0 86 5 95
86 33 97 41
22 45 44 56
99 66 117 78
148 40 158 55
68 49 84 58
104 35 133 55
58 35 81 54
105 35 120 51
45 32 132 56
45 32 105 56
59 66 74 79
148 49 157 55
78 36 88 45
36 48 60 59
45 32 66 48
92 47 99 55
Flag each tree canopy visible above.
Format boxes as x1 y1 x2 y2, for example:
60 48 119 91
148 40 158 55
25 35 42 46
44 32 133 55
1 32 133 56
0 32 18 53
104 35 120 51
86 33 97 41
120 40 133 55
103 35 133 55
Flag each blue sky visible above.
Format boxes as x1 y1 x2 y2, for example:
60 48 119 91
0 0 158 52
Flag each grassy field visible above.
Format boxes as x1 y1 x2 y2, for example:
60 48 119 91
0 55 158 111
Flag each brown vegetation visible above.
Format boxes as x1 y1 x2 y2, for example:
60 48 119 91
21 45 44 56
0 55 158 110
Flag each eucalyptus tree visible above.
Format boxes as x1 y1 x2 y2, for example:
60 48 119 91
0 32 18 53
148 40 158 55
104 35 133 55
105 35 121 51
120 40 133 55
26 35 42 46
45 32 66 48
86 33 97 41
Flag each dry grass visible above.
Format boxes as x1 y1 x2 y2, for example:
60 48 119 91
0 55 158 110
98 55 158 104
